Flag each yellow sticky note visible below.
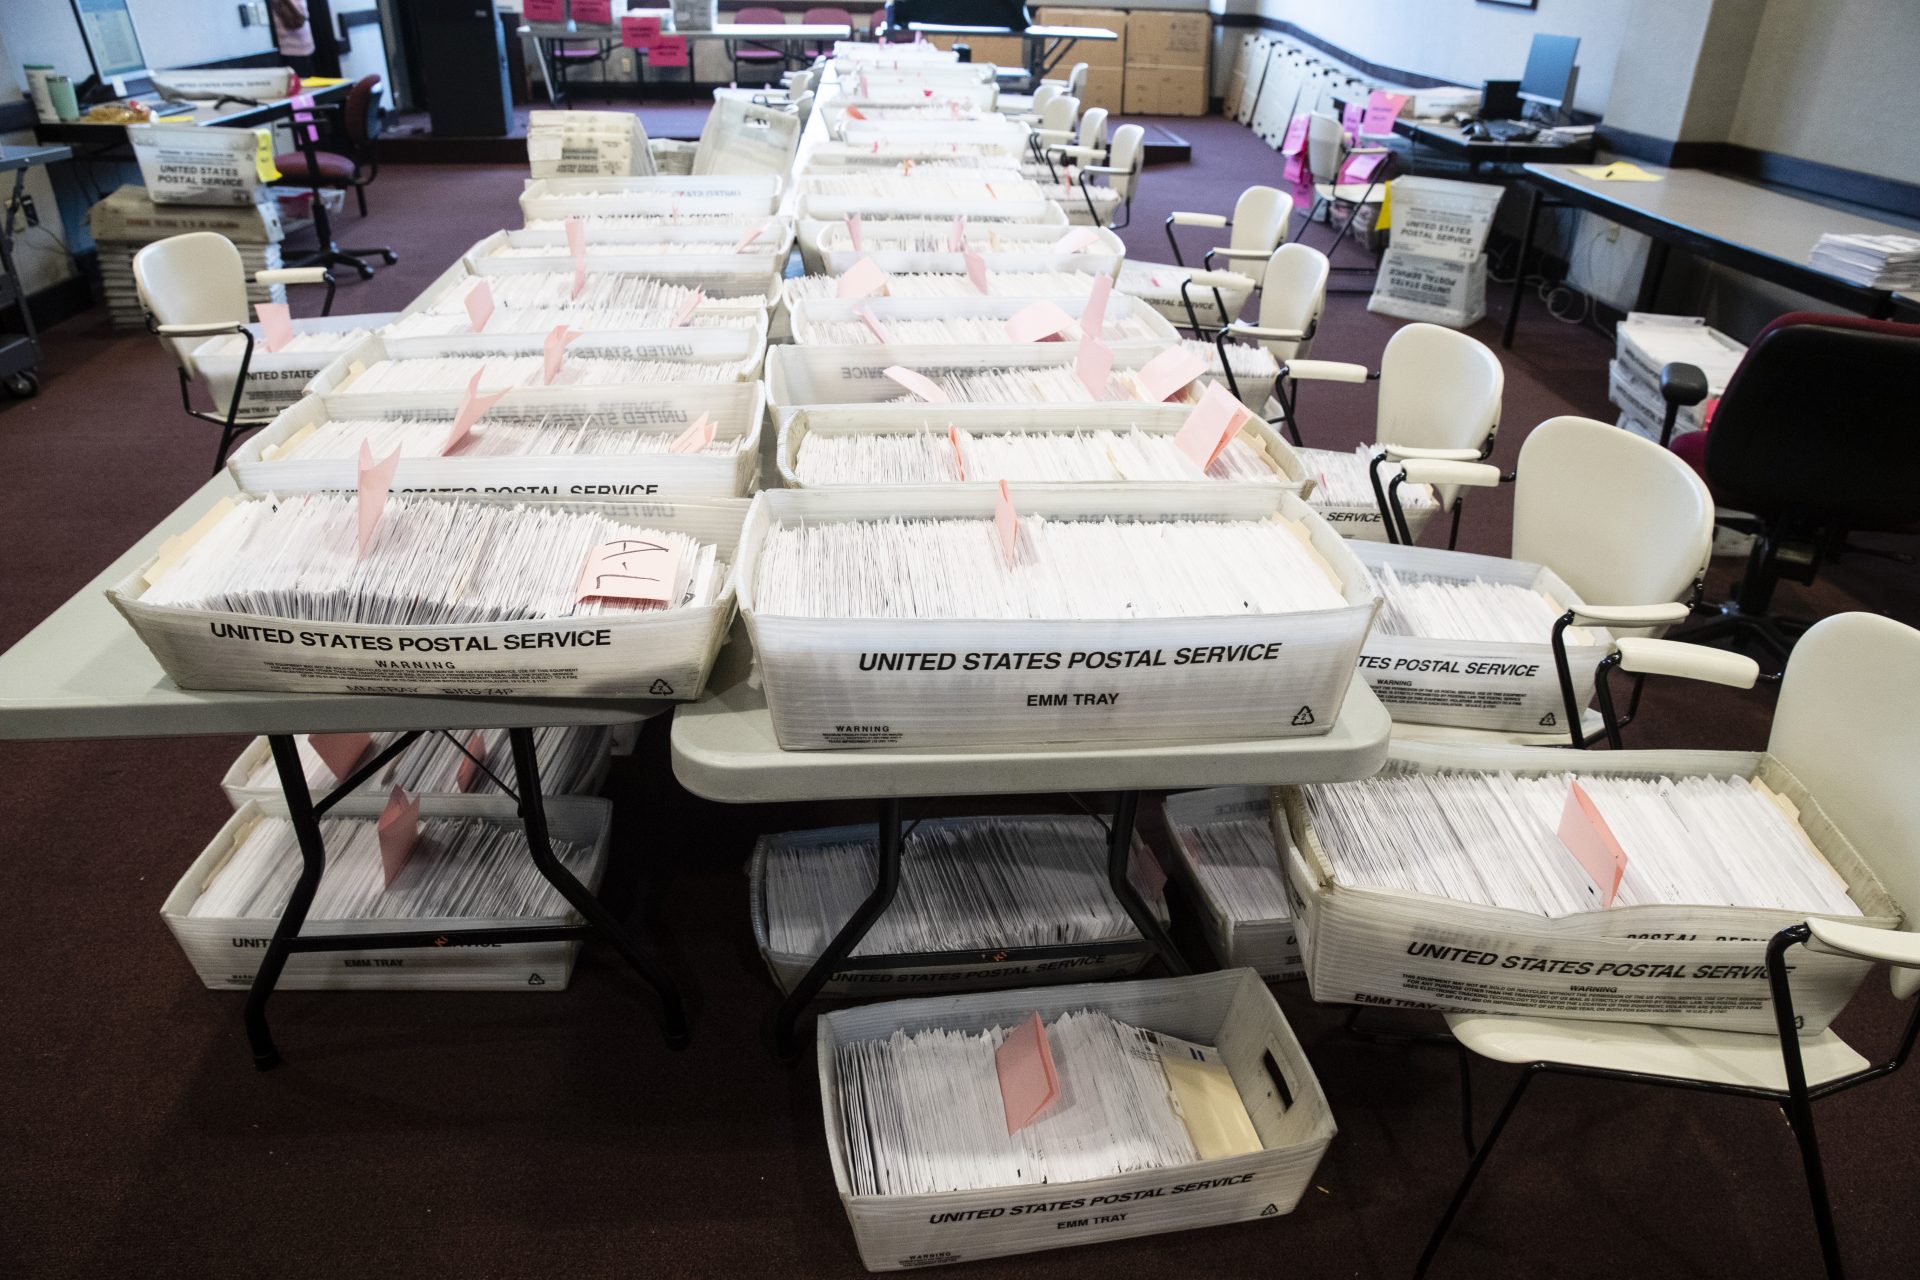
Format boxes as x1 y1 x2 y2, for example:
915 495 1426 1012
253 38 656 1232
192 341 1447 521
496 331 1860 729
299 76 346 88
1572 162 1662 182
254 128 280 182
1377 179 1393 230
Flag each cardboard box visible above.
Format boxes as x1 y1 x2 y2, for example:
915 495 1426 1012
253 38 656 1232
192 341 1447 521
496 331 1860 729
1126 11 1210 69
1278 741 1898 1034
1124 63 1208 116
818 971 1335 1270
1079 64 1126 114
927 33 1026 70
1034 8 1127 66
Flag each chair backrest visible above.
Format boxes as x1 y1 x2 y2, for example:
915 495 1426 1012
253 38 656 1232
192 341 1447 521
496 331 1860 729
1076 106 1107 152
1065 61 1088 98
344 74 383 150
1702 312 1920 532
1105 123 1144 201
1037 93 1077 134
1512 415 1713 608
736 6 786 21
793 89 816 126
1376 323 1503 453
133 232 248 368
1229 185 1290 256
1305 110 1348 179
1771 612 1920 1000
802 5 851 23
1254 243 1328 364
1029 84 1061 113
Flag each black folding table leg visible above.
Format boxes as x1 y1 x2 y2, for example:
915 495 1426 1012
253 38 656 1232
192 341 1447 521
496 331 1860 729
507 727 689 1049
1106 791 1189 976
1415 1067 1535 1278
1502 183 1541 349
244 733 330 1071
776 796 904 1058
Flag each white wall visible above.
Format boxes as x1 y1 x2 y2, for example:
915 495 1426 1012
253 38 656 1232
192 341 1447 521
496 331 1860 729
1730 0 1920 181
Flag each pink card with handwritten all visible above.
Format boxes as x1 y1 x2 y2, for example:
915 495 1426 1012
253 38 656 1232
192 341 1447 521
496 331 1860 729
577 536 682 605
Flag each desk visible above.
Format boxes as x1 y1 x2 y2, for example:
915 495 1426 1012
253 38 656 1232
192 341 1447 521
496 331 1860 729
32 83 351 150
673 620 1390 1052
903 22 1117 83
521 22 853 104
0 144 71 399
1392 119 1596 178
1505 161 1912 348
0 471 685 1068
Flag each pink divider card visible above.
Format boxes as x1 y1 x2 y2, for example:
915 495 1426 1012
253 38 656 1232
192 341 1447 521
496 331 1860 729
1557 781 1628 907
255 302 293 353
836 256 889 300
543 324 578 385
1342 100 1365 138
444 369 510 452
377 786 421 889
883 365 949 402
644 37 688 68
1362 90 1409 137
670 288 705 327
667 412 714 454
845 213 863 250
1079 273 1111 341
307 732 373 784
845 105 867 120
1280 114 1309 157
963 248 989 294
1004 299 1073 343
1133 845 1169 898
946 214 967 252
566 214 587 298
356 441 401 557
1340 151 1387 184
1173 382 1249 470
455 730 488 792
620 14 661 46
995 1011 1059 1134
855 304 891 344
463 278 494 333
949 425 966 479
572 0 612 23
1055 227 1099 254
290 92 318 144
577 536 683 604
1134 345 1207 402
524 0 563 21
1074 336 1113 398
733 222 769 253
995 480 1018 567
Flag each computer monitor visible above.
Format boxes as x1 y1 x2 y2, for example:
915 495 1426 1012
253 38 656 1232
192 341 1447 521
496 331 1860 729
1518 33 1579 113
70 0 150 82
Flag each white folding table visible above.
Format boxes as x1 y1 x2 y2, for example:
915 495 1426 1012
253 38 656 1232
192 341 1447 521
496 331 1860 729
0 472 686 1068
673 622 1392 1054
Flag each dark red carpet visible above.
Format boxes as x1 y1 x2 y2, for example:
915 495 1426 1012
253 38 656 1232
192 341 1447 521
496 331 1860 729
1 112 1915 1279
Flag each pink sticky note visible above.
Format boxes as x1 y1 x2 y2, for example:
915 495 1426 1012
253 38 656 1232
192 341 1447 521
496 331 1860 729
1079 273 1112 342
1558 780 1629 907
1340 151 1388 184
855 304 891 344
946 214 967 253
577 535 683 604
290 92 319 144
256 302 293 353
845 213 863 251
1173 382 1250 470
543 324 578 385
1005 299 1074 343
524 0 563 20
463 279 493 333
356 440 400 556
845 104 867 121
667 412 714 454
572 0 612 22
858 71 871 98
923 88 934 98
836 256 889 300
733 221 769 253
455 729 487 792
1135 345 1208 402
376 786 421 889
1342 100 1365 138
963 248 989 294
995 1011 1059 1134
620 13 661 47
671 288 705 327
643 36 688 68
1074 336 1113 398
445 369 510 453
995 479 1018 566
884 365 949 402
1362 90 1409 137
306 731 372 784
949 425 966 479
1280 113 1309 157
566 215 587 298
1055 227 1099 254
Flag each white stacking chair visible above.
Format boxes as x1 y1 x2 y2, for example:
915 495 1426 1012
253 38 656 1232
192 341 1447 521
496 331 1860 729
1072 122 1143 229
1208 243 1330 443
1381 416 1723 747
1116 185 1290 334
1006 82 1062 126
1417 611 1920 1280
1039 105 1108 177
1026 93 1080 163
1291 109 1391 285
1001 61 1085 115
133 231 335 474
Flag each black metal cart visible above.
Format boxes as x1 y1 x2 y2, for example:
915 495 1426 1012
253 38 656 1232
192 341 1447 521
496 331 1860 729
0 144 73 400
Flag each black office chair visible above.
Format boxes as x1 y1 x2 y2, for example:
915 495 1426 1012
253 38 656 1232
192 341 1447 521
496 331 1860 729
1663 312 1920 664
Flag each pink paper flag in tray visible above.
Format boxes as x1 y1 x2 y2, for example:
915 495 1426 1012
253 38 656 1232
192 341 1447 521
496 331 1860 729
962 248 989 294
855 304 891 344
455 730 488 793
667 412 714 454
1055 227 1099 254
1134 345 1207 403
845 212 863 250
1004 299 1073 343
356 440 401 557
1079 272 1111 342
949 424 966 479
376 785 421 889
884 365 949 403
1074 336 1113 399
566 215 587 298
670 288 705 327
836 256 889 300
994 479 1019 567
255 302 293 353
542 324 579 385
463 278 494 333
307 732 372 784
995 1011 1059 1134
1173 382 1250 471
1558 780 1629 906
444 369 509 452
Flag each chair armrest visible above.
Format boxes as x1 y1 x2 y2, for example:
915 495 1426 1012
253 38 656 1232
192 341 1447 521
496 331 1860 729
1379 444 1482 462
1208 246 1273 260
1188 270 1256 289
256 267 329 287
1288 359 1370 383
1807 919 1920 969
1660 361 1711 408
153 321 247 338
1078 164 1128 176
1569 602 1691 628
1347 145 1389 155
1031 128 1074 144
1227 322 1308 342
1612 637 1759 688
1047 144 1103 161
1168 211 1228 228
1399 459 1501 489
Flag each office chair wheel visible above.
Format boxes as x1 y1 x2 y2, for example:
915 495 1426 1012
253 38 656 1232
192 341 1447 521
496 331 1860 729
3 370 39 398
377 249 398 265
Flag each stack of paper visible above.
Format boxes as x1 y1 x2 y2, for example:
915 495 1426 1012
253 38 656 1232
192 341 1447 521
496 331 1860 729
411 273 771 316
384 308 756 338
1302 769 1862 917
783 271 1102 302
197 327 376 359
835 1009 1261 1196
256 413 749 461
801 312 1167 347
793 425 1281 485
338 353 749 392
90 186 286 330
876 366 1210 406
233 726 614 798
1162 787 1302 979
1810 233 1920 289
187 813 597 921
762 815 1166 964
1371 564 1600 645
526 109 654 178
